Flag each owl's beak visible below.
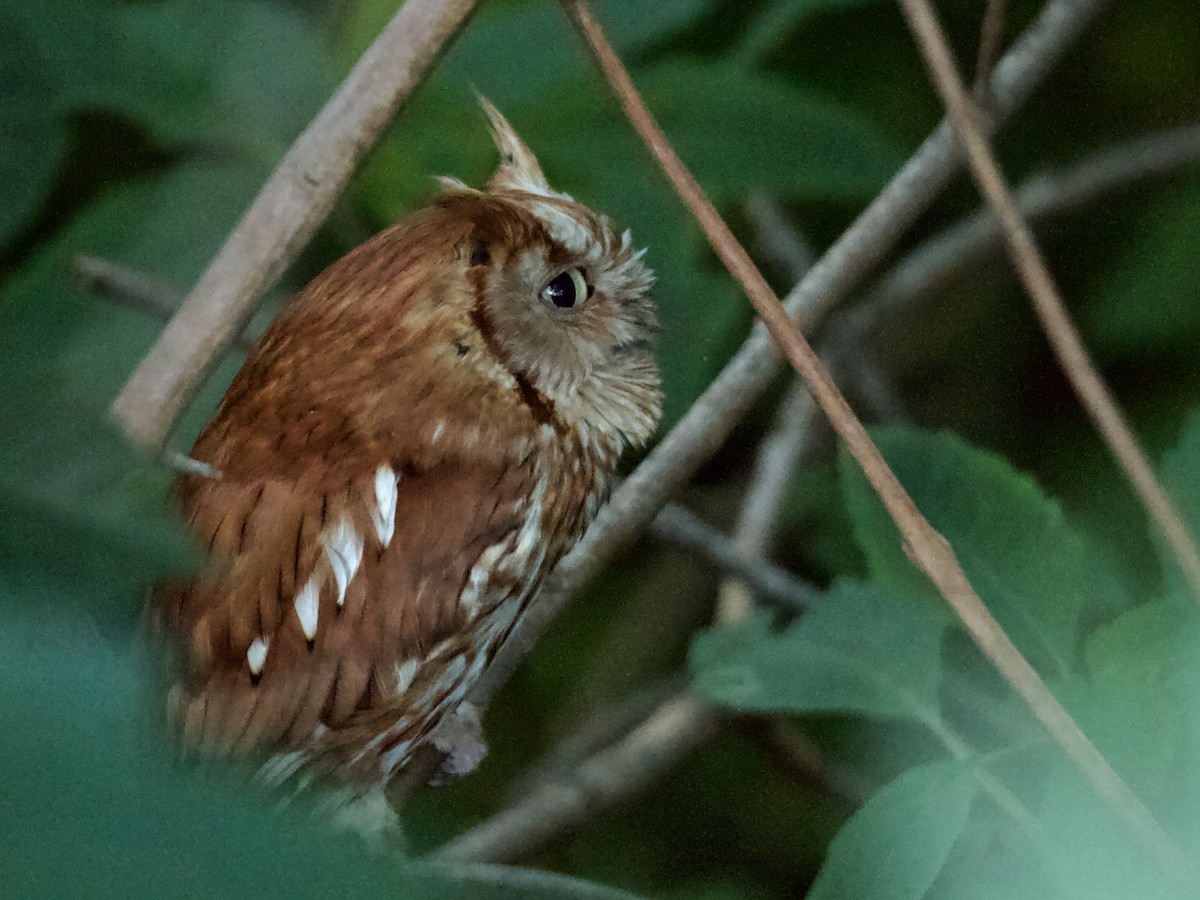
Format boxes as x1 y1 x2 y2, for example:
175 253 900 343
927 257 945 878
480 98 553 195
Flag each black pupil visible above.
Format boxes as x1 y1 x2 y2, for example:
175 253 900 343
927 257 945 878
545 272 578 308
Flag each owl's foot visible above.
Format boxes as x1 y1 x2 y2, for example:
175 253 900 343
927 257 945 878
430 701 488 779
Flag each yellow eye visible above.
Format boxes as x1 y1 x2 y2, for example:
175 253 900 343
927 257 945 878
539 268 589 309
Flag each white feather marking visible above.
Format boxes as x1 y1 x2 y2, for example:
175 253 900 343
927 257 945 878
459 541 508 618
371 465 398 547
431 421 446 444
323 515 364 607
294 576 320 641
511 475 547 564
394 659 419 695
415 654 468 710
246 636 270 676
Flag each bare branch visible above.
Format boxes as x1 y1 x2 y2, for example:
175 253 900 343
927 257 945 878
651 504 818 613
974 0 1009 97
897 0 1193 875
563 0 1185 880
110 0 479 450
839 122 1200 348
73 256 257 352
897 0 1200 613
435 693 717 863
467 0 1113 711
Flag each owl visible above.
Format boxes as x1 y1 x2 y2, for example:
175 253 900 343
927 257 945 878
152 102 660 788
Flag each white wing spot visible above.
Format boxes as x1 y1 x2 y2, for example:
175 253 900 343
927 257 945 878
510 475 547 565
371 465 398 547
294 576 320 641
323 515 364 607
431 421 446 444
394 659 419 695
459 541 508 619
247 636 270 676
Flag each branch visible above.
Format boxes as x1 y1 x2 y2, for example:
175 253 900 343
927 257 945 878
441 236 823 865
565 0 1185 881
468 0 1113 713
435 692 717 863
896 0 1200 610
651 504 818 612
110 0 479 450
974 0 1009 97
897 0 1192 876
838 122 1200 349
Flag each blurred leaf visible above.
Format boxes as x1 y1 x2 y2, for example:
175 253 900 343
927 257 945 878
1159 408 1200 600
806 760 977 900
1033 754 1193 900
691 579 947 726
1083 177 1200 360
553 60 903 203
737 0 886 63
0 607 641 900
0 8 67 245
0 161 265 405
1056 601 1195 800
839 427 1123 678
13 0 332 165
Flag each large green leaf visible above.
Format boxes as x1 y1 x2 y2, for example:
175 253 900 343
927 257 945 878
737 0 887 63
1082 177 1200 361
12 0 333 164
807 760 977 900
691 579 947 727
839 427 1119 678
0 607 641 900
1159 409 1200 601
0 8 67 246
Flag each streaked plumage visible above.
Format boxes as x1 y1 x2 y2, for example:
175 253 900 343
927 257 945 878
151 103 660 786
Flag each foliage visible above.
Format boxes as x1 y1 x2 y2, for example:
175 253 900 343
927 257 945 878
4 0 1200 897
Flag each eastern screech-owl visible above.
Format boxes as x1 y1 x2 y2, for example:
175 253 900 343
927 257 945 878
152 103 660 787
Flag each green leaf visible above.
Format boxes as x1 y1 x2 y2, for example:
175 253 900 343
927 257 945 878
1083 177 1200 360
839 427 1111 678
691 579 947 726
737 0 886 63
16 0 333 165
0 8 67 245
807 760 977 900
0 606 642 900
1159 409 1200 600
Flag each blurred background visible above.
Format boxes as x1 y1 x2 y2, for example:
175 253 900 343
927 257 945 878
3 0 1200 897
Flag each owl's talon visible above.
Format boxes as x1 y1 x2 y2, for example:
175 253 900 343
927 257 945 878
430 701 488 780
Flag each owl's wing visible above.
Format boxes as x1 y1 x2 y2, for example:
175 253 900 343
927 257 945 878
154 453 535 761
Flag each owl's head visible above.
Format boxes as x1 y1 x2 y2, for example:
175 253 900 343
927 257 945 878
426 101 661 457
245 102 660 473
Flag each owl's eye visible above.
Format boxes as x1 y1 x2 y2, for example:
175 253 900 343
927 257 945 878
539 268 589 309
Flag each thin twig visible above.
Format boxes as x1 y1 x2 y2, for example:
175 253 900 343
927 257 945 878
651 505 818 612
111 0 479 450
470 0 1113 712
436 693 716 863
568 0 1187 880
896 0 1200 611
897 0 1192 875
974 0 1009 98
72 256 257 351
838 122 1200 348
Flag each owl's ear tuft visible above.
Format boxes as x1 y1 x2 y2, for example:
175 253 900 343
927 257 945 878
480 98 553 195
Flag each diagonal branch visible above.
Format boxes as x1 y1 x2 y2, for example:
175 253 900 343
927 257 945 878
895 0 1200 604
111 0 479 450
469 0 1114 713
563 0 1186 878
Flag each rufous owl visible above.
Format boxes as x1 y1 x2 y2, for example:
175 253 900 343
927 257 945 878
152 102 660 788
